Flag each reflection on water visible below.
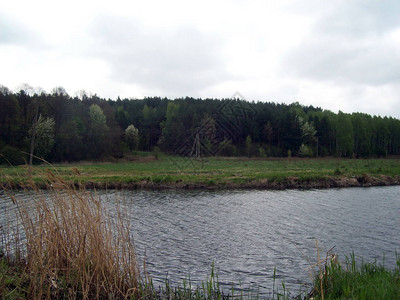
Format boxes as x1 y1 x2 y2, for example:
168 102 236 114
1 186 399 296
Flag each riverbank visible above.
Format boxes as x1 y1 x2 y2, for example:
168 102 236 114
81 173 400 190
1 251 399 299
311 253 400 300
1 156 400 190
11 174 397 190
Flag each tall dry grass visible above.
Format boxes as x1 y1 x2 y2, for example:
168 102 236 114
1 171 140 299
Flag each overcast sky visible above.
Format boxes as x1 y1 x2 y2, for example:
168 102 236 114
1 0 400 118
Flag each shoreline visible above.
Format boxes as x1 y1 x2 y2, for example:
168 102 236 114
82 174 400 190
5 174 400 191
2 157 400 192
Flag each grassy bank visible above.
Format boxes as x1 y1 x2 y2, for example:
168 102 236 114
311 253 400 300
2 254 400 299
1 155 400 189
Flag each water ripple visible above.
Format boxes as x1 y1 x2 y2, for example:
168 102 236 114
122 187 400 294
1 186 399 295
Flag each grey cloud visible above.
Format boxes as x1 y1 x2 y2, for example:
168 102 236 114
89 16 231 95
282 1 400 86
0 13 38 46
317 0 400 37
284 37 400 86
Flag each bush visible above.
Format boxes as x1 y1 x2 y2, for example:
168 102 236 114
0 145 27 165
259 146 267 157
299 144 314 157
153 146 161 160
217 139 236 156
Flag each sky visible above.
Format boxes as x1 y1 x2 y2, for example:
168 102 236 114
1 0 400 118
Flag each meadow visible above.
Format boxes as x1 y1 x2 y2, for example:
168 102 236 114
1 154 399 189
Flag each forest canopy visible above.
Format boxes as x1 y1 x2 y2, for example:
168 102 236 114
1 84 400 164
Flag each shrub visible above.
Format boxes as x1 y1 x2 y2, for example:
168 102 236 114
299 144 314 157
0 145 27 165
259 146 267 157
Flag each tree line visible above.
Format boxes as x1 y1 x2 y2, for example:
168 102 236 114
1 84 400 164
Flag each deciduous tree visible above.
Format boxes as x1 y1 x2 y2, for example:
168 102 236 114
125 125 139 151
88 104 110 159
31 116 55 160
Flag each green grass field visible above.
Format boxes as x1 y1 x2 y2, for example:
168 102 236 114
1 154 399 189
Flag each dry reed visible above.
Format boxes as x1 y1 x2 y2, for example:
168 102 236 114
1 171 140 299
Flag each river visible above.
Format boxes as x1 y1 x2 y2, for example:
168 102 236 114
110 186 400 296
1 186 399 296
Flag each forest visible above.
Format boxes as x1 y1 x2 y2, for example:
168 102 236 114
1 84 400 165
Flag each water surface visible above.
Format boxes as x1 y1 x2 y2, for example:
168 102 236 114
112 186 400 295
1 186 399 296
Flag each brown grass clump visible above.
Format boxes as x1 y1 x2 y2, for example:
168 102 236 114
1 172 140 299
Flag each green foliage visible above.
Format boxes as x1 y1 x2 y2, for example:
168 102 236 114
0 259 27 299
54 118 84 161
245 135 252 157
0 91 21 146
258 146 266 157
89 104 105 124
115 106 129 129
152 146 162 160
335 111 354 157
352 113 372 157
88 104 110 159
201 113 216 142
313 254 400 300
0 145 27 165
263 121 273 145
280 111 303 155
125 124 140 151
301 120 317 156
333 168 342 175
1 84 400 162
299 144 313 157
32 116 55 159
159 102 183 151
218 139 236 156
